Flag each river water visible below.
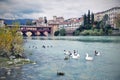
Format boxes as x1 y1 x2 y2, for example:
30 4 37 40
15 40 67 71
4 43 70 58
2 36 120 80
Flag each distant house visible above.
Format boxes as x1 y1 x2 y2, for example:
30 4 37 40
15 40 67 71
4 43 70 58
0 19 5 27
48 16 84 35
58 18 83 33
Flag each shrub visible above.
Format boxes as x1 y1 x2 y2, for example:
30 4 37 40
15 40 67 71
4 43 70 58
80 29 104 36
0 23 23 58
80 30 90 35
59 29 66 36
54 31 59 36
73 30 80 36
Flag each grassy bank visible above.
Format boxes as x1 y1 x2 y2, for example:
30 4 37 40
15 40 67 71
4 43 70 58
0 57 33 68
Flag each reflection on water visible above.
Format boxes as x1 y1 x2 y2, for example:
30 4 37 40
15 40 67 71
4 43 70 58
1 36 120 80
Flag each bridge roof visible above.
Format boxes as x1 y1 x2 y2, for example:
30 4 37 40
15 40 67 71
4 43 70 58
20 25 52 28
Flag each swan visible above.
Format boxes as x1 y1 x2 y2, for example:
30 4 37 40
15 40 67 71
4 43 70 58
96 52 100 56
85 53 93 61
64 50 71 55
95 51 101 56
71 53 80 59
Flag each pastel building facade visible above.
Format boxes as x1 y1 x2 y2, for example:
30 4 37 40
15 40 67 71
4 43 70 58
47 16 83 35
94 7 120 28
58 18 83 31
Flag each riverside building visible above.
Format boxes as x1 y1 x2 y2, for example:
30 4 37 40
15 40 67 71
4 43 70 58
94 7 120 28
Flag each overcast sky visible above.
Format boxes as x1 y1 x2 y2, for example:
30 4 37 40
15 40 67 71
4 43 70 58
0 0 120 19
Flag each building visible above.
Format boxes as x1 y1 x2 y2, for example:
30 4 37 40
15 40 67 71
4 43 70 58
59 18 83 30
53 16 64 22
48 16 64 35
33 17 48 27
0 19 5 27
48 16 84 35
94 7 120 28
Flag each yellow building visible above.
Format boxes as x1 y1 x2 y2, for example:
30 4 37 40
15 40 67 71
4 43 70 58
94 7 120 28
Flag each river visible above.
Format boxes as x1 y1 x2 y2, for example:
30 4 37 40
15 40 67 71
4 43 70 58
1 36 120 80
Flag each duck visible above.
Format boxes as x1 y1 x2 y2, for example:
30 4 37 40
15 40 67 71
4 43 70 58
57 71 65 76
64 56 69 60
85 53 93 61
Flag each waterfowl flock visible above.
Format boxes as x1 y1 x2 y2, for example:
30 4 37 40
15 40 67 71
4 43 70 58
28 44 101 76
28 45 53 49
28 44 101 61
64 50 101 61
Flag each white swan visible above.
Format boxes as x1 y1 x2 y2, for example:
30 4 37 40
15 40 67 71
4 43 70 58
64 50 70 55
95 51 101 56
85 53 93 61
96 52 100 56
71 53 80 59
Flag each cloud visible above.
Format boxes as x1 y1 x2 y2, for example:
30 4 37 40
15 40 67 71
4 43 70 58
0 0 44 19
0 0 120 19
0 0 10 3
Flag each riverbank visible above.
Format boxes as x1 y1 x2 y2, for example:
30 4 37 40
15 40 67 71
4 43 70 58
0 57 36 79
0 57 34 68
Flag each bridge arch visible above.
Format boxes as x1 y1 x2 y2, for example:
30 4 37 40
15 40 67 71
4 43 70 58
19 25 53 36
35 31 41 36
26 31 32 37
17 31 23 36
43 31 48 36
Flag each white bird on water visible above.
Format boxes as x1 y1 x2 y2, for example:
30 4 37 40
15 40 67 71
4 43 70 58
71 53 80 59
95 50 101 56
85 53 93 61
64 50 70 55
64 50 80 59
